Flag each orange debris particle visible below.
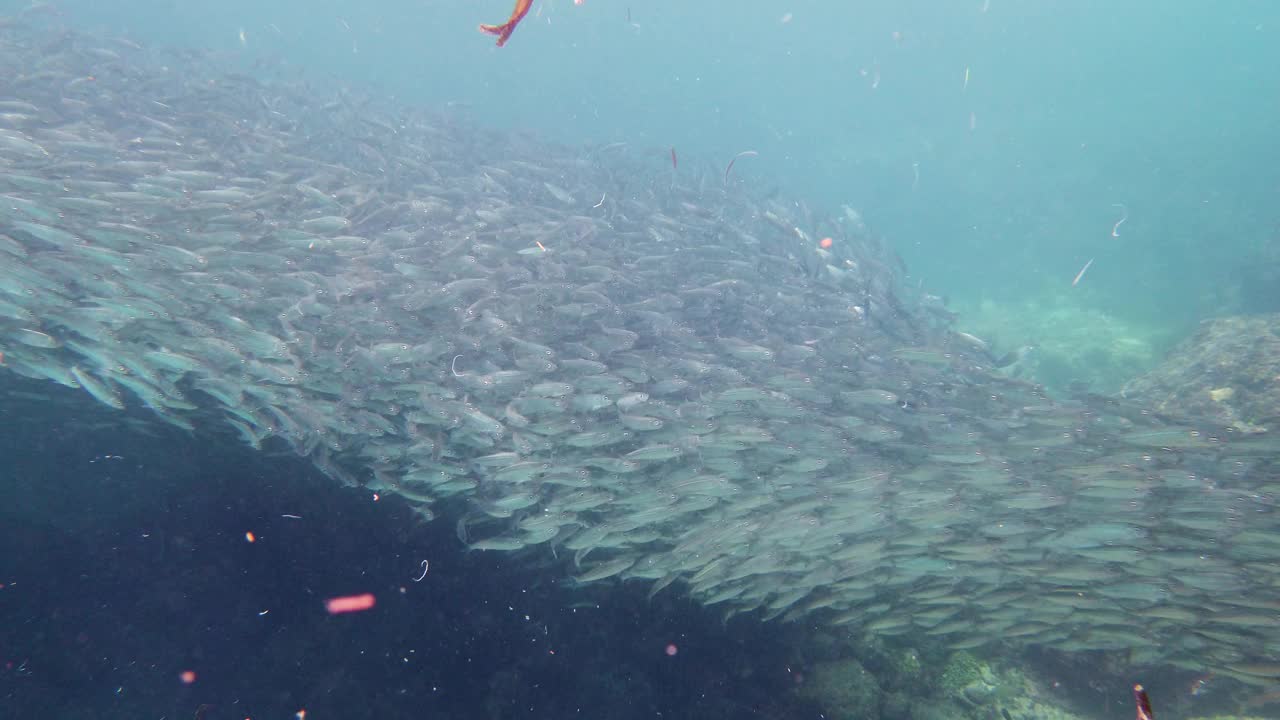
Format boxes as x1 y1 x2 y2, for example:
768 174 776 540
479 0 533 47
325 593 377 615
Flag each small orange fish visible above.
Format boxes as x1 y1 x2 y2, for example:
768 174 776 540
480 0 533 47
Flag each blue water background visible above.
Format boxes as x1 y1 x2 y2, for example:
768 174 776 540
16 0 1279 337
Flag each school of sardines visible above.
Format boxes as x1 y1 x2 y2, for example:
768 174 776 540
1 18 1279 686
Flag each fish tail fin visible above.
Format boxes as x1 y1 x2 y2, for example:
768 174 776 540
478 22 514 46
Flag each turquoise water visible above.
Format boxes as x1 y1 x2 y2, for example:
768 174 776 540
13 0 1277 390
22 0 1280 329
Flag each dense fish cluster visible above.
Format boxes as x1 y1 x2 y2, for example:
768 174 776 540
2 19 1279 686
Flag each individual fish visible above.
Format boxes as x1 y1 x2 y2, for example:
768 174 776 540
573 557 636 584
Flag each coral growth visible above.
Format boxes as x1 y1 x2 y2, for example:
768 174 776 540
1123 313 1280 432
958 295 1170 393
796 658 884 720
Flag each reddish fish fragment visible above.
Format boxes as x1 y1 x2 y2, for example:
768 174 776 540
480 0 533 47
325 593 377 614
1133 684 1154 720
